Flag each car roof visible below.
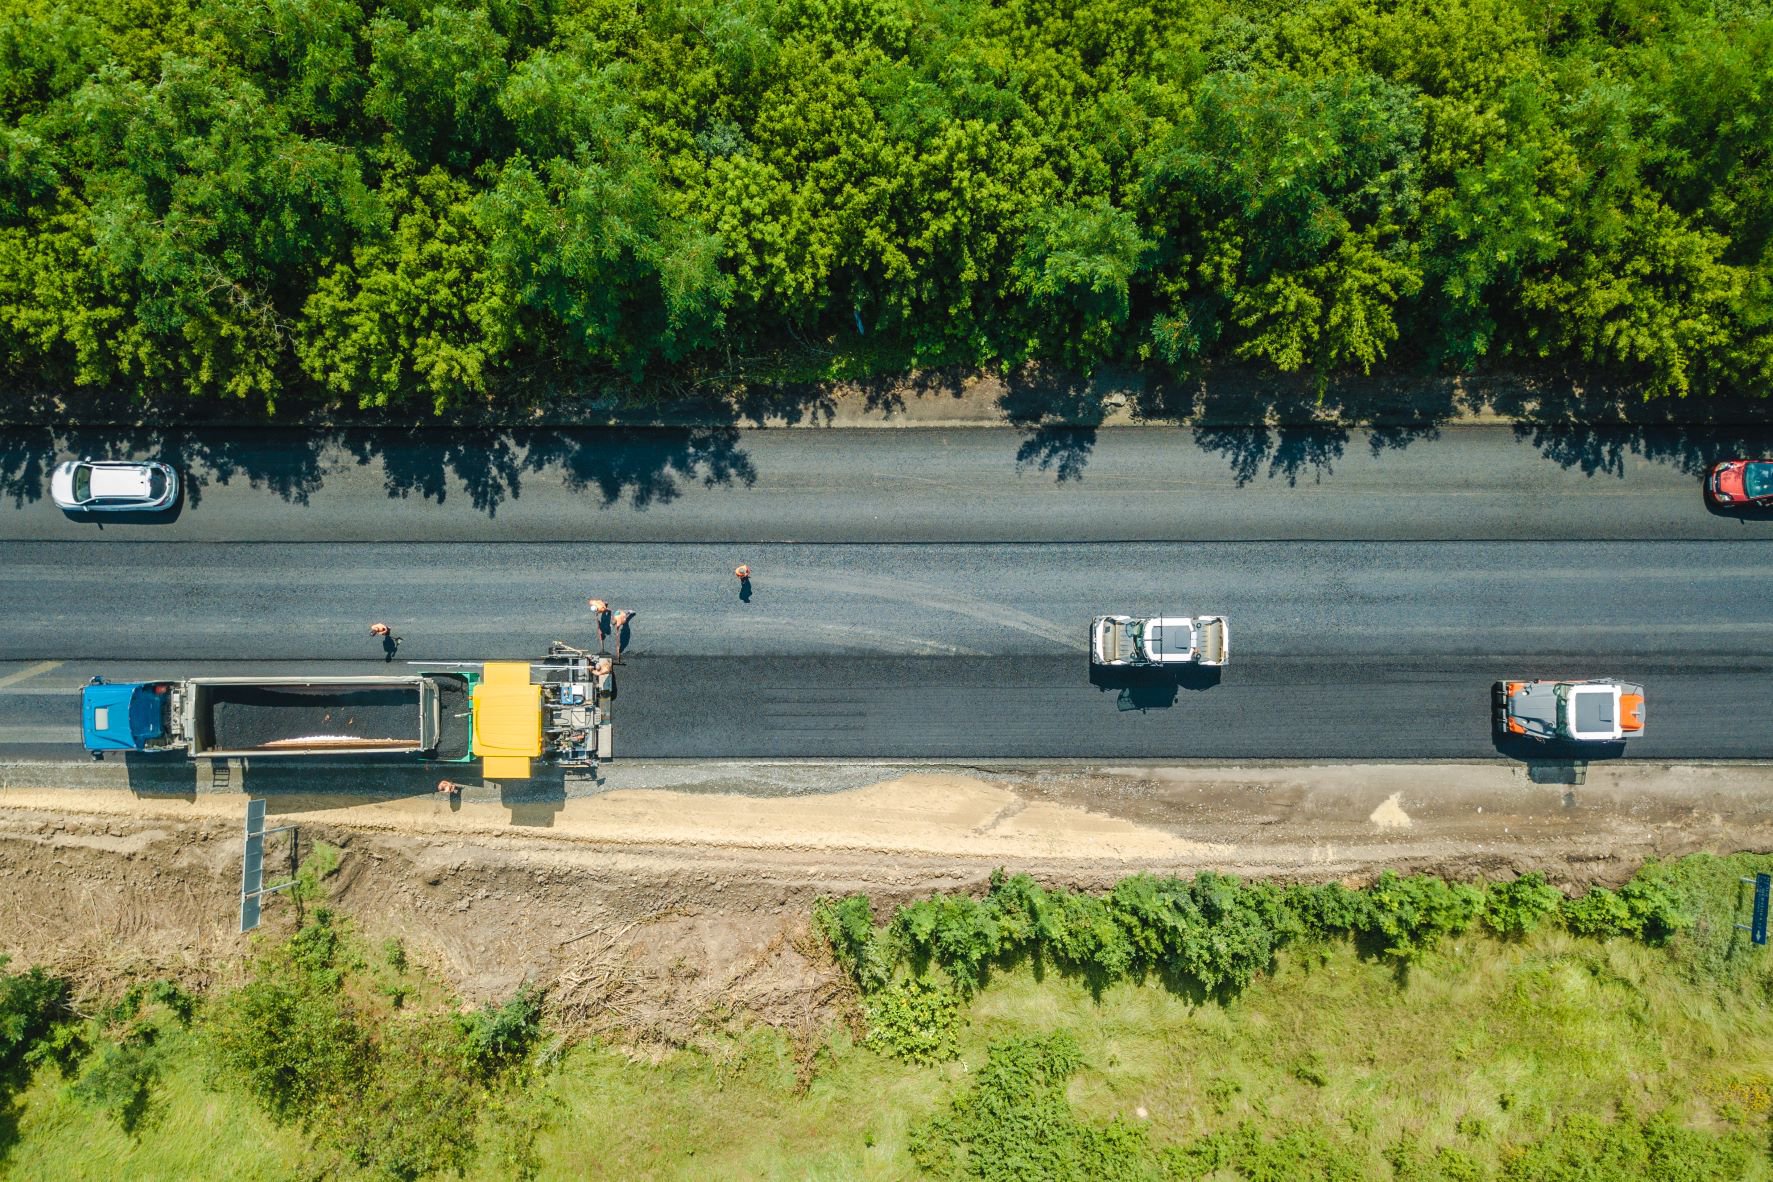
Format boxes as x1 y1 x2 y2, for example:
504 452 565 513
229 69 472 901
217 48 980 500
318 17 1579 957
85 463 156 498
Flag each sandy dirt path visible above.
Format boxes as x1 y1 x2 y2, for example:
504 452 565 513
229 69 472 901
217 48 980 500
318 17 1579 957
3 761 1770 1042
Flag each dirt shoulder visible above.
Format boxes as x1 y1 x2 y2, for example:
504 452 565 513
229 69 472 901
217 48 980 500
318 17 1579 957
2 761 1770 1044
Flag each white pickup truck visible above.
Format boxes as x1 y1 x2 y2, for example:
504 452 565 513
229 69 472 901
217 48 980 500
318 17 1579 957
1091 615 1229 667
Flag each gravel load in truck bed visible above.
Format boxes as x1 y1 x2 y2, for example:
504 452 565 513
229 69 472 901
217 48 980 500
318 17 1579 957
205 684 421 752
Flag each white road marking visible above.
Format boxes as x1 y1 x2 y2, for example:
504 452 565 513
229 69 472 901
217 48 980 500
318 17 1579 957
769 572 1086 651
0 725 79 743
0 661 62 690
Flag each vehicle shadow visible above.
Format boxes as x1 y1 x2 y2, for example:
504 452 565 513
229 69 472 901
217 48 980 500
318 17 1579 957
1089 663 1222 711
241 760 447 807
0 425 331 511
59 494 185 527
1491 733 1627 768
499 773 567 827
234 759 570 828
120 752 197 801
1702 496 1773 522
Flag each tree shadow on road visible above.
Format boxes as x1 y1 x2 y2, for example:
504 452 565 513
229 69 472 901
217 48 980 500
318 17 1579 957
1175 368 1461 487
1478 373 1773 479
344 425 759 514
998 367 1121 482
0 425 330 511
0 421 760 519
520 426 757 509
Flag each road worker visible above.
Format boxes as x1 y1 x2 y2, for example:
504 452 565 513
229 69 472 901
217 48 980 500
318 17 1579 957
587 598 612 652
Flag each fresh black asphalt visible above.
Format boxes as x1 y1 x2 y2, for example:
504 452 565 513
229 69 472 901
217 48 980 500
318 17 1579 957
1 425 1769 765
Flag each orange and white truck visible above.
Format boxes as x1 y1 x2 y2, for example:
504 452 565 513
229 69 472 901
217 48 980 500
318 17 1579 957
1493 679 1645 743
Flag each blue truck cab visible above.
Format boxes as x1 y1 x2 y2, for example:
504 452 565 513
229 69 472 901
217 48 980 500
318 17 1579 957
81 679 174 756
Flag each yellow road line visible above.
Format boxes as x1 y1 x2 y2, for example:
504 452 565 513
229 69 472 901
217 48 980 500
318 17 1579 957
0 660 63 690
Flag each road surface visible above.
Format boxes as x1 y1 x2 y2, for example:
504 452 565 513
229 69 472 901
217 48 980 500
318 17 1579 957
1 426 1768 763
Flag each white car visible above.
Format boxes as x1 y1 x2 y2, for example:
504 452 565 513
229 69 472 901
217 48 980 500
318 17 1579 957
50 459 179 511
1091 615 1230 667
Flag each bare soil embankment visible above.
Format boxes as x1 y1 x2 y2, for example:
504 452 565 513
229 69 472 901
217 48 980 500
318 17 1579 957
2 761 1770 1047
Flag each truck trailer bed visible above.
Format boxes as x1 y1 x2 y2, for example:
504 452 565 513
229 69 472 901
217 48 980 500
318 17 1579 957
198 683 424 754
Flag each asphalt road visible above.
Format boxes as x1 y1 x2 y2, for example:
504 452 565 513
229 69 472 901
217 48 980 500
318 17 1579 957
1 529 1769 760
5 423 1773 542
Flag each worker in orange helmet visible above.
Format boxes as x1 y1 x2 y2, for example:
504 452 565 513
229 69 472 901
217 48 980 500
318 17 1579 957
611 609 636 664
587 598 612 652
369 622 401 661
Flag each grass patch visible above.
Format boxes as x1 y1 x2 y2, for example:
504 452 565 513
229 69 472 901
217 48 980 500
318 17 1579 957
1 856 1771 1178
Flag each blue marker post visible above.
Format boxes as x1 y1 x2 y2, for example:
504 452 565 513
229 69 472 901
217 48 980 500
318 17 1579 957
1737 874 1770 946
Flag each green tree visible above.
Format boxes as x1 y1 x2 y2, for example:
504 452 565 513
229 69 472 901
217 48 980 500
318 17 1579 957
1139 70 1425 378
298 167 515 410
365 4 512 168
1010 198 1148 366
480 151 731 377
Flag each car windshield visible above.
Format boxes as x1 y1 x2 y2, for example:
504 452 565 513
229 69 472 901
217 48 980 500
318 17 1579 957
148 470 167 498
1746 463 1773 499
72 466 91 501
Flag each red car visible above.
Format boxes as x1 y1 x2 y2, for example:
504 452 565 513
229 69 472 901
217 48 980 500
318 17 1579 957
1707 459 1773 507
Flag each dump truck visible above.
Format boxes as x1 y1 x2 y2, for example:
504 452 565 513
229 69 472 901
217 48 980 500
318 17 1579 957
81 643 610 778
1493 678 1645 743
82 674 471 760
1090 615 1229 667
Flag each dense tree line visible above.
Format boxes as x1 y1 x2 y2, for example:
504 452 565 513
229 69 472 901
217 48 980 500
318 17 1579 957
0 0 1768 412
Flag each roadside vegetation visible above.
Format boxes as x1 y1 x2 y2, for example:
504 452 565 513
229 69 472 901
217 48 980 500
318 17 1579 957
2 0 1770 411
3 853 1772 1179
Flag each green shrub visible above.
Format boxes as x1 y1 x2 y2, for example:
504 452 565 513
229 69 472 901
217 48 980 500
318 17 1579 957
1558 878 1687 944
456 986 544 1081
324 1019 479 1182
1360 872 1484 963
67 978 196 1134
0 958 71 1080
1498 1112 1754 1181
1484 873 1563 939
1560 886 1636 939
382 938 408 973
202 909 558 1178
819 861 1751 1059
1167 1121 1367 1181
895 894 1005 993
1617 878 1687 945
1283 883 1376 941
207 912 373 1122
70 1030 164 1134
1388 1137 1486 1182
813 894 893 993
863 976 963 1064
908 1032 1159 1181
